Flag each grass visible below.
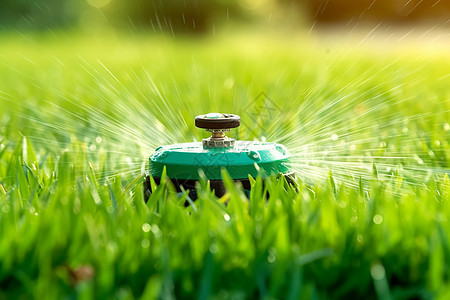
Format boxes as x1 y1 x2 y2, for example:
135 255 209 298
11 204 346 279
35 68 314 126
0 30 450 299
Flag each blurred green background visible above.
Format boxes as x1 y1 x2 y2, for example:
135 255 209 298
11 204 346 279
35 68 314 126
1 0 449 33
0 0 300 32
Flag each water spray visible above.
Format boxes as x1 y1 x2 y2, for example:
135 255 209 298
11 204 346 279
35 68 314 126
145 113 294 200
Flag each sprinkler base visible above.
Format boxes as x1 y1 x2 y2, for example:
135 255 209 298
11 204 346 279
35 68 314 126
144 172 295 202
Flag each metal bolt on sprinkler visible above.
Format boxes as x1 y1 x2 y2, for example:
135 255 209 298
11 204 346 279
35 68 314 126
145 113 294 201
195 113 240 148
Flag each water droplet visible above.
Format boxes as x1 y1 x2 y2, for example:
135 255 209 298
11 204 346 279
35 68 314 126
371 263 385 280
89 144 96 151
357 234 364 243
331 134 339 141
107 241 117 253
255 224 262 239
209 244 219 254
373 214 383 224
141 239 150 248
223 77 234 89
435 140 441 146
255 213 263 222
142 223 151 232
151 224 162 238
444 123 450 131
0 144 4 150
224 214 230 221
267 254 276 263
268 247 277 256
96 136 102 143
267 249 277 263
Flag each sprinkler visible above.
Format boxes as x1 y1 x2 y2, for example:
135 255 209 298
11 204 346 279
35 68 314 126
144 113 294 200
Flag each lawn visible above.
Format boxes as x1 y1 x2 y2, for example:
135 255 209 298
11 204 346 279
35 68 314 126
0 31 450 299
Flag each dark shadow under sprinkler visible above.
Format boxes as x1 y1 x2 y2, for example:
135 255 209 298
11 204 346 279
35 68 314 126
144 113 294 201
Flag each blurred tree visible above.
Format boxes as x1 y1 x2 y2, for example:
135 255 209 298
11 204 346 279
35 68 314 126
106 0 243 33
1 0 448 32
298 0 450 24
0 0 82 29
0 0 246 33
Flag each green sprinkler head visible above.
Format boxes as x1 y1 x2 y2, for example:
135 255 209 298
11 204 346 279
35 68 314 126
144 113 294 200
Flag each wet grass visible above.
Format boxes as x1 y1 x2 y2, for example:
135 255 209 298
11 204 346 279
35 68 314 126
0 31 450 299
